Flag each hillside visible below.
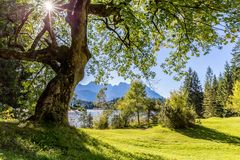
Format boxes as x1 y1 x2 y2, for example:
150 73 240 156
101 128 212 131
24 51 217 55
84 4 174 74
1 118 240 160
75 82 164 102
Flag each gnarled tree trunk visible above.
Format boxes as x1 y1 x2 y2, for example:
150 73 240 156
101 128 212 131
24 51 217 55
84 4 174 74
31 0 91 125
0 0 120 125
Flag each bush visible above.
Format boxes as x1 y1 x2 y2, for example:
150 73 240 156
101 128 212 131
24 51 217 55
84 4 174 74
93 112 109 129
0 105 14 119
160 91 196 129
79 110 93 128
160 105 196 129
110 114 124 129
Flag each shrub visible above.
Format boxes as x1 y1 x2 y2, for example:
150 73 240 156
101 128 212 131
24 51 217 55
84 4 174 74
0 105 14 119
93 111 109 129
110 114 124 129
160 105 196 129
79 110 93 128
160 91 196 129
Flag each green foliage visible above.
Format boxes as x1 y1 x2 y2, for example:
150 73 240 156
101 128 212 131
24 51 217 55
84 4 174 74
115 98 133 127
19 62 55 113
115 81 147 126
0 105 14 120
93 111 109 129
182 68 203 117
160 91 196 129
110 114 124 129
212 75 221 116
79 110 93 128
1 0 240 124
95 88 108 109
87 0 240 81
231 40 240 81
215 62 234 117
0 59 54 115
203 67 216 117
228 81 240 115
0 59 25 108
145 98 161 124
1 0 239 82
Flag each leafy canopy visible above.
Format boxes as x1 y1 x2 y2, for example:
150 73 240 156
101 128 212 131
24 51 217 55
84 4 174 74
1 0 239 81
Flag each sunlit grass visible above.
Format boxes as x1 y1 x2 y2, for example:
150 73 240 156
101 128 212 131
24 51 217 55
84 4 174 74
0 117 240 160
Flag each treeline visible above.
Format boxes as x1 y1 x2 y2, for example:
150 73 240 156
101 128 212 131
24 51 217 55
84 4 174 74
183 45 240 118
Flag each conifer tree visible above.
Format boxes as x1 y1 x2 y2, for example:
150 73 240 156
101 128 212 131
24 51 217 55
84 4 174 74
228 80 240 115
203 67 215 117
223 62 234 96
212 75 219 115
215 74 225 116
217 62 234 114
182 68 203 117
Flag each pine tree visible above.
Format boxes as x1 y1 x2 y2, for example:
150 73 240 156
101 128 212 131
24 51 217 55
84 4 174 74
182 68 203 117
217 62 234 114
212 75 219 115
215 74 225 116
228 80 240 115
203 67 215 117
223 62 234 96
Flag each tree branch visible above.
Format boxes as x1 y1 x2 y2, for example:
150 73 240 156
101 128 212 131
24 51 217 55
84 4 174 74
60 1 123 17
88 3 120 17
0 48 56 65
30 26 47 51
14 9 34 42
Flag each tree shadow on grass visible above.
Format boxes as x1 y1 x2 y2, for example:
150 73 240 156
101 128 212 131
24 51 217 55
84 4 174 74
175 125 240 145
0 121 110 160
0 120 166 160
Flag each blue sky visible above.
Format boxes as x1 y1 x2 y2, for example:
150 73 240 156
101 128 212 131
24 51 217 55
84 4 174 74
81 43 235 98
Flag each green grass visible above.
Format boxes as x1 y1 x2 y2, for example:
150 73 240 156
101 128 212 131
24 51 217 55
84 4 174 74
0 118 240 160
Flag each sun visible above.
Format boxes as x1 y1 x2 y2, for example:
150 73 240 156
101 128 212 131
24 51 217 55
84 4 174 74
44 1 54 12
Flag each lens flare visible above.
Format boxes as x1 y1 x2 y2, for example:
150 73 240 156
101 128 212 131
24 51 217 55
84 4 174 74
44 1 54 11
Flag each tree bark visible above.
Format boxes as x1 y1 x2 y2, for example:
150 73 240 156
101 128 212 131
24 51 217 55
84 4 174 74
30 0 91 125
31 73 78 125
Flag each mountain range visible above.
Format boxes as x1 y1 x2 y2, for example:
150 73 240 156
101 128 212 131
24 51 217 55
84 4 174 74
74 82 164 102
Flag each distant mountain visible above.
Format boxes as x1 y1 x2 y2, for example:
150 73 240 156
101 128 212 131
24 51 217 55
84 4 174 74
75 82 164 102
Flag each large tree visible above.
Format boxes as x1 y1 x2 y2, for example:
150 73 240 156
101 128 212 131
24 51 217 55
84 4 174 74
0 0 239 125
95 87 108 109
124 81 146 126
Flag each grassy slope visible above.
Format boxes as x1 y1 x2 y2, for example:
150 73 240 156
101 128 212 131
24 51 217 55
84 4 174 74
0 118 240 160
